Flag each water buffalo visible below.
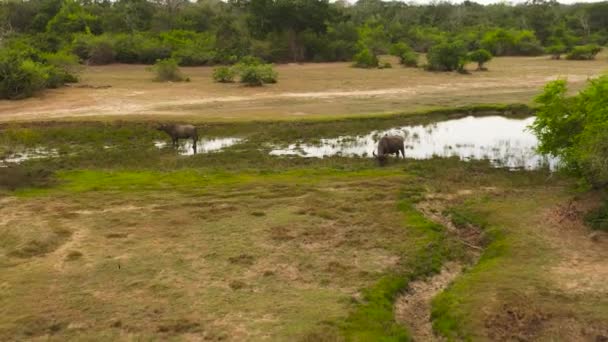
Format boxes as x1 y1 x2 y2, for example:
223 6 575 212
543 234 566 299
157 124 198 153
373 135 405 165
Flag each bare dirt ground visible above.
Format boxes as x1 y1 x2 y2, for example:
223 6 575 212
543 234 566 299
0 55 606 122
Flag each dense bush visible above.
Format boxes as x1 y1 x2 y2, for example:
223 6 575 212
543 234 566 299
531 76 608 188
150 58 187 82
546 44 567 59
480 29 543 56
213 57 277 86
426 41 468 72
88 36 115 65
212 66 236 83
352 48 378 68
389 42 418 67
237 64 278 86
566 44 602 60
0 49 79 99
468 49 493 70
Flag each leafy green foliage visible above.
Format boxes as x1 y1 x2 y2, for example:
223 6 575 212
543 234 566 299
238 65 277 86
352 48 378 68
150 58 187 82
565 44 602 60
480 28 544 56
0 48 79 99
426 40 468 72
213 58 278 86
468 49 492 70
212 66 236 83
546 44 567 59
531 76 608 187
390 42 418 67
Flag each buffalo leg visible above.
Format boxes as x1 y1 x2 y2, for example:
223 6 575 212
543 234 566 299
192 137 198 154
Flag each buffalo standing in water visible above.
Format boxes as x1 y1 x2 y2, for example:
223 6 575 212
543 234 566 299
157 124 199 153
373 135 405 165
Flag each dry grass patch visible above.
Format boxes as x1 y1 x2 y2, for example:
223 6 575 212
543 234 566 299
0 54 606 122
0 173 423 340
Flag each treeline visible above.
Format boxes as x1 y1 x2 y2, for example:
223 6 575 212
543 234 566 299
0 0 607 98
1 0 608 65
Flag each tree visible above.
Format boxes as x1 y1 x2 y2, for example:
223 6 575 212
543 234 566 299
426 40 468 72
530 76 608 187
546 44 566 59
46 0 99 35
468 49 492 70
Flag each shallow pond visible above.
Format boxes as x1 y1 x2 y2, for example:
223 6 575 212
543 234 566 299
154 137 243 155
270 116 558 170
0 148 59 167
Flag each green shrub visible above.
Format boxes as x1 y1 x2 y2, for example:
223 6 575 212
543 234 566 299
0 51 49 99
468 49 493 70
401 51 418 67
41 51 80 86
238 55 264 66
389 42 411 58
480 29 543 56
546 44 567 60
566 44 602 60
352 48 378 68
150 58 187 82
88 37 115 65
390 42 418 67
426 40 468 72
212 66 236 83
139 39 172 64
239 65 263 86
113 34 143 63
71 34 91 61
258 64 278 83
235 63 278 86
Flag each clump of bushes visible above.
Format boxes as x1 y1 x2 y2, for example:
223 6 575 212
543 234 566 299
212 66 236 83
426 40 468 72
150 58 188 82
468 49 493 71
546 44 567 60
352 48 378 68
212 57 278 86
0 49 79 99
389 42 418 67
566 44 602 60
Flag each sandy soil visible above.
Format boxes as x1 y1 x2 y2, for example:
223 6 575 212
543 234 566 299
0 55 605 122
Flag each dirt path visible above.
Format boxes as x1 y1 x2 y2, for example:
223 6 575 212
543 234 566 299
395 262 463 341
0 56 603 121
395 191 484 341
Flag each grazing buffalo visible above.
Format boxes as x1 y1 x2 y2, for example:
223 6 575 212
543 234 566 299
373 135 405 165
157 124 198 153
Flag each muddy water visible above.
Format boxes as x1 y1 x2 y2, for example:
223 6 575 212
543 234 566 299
270 116 558 170
154 137 243 155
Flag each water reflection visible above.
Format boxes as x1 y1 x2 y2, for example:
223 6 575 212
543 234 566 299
270 116 558 170
154 137 243 155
